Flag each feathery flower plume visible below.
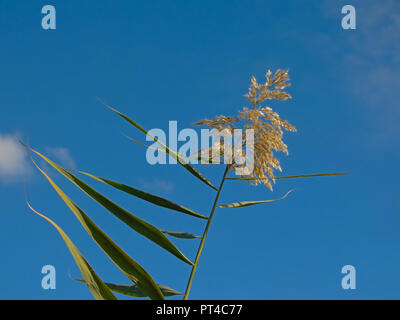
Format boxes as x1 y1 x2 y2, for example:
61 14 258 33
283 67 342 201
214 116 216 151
194 69 296 190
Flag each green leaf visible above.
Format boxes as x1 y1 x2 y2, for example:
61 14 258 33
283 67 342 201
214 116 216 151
76 280 183 297
162 230 202 239
275 173 351 179
226 172 351 181
28 157 164 300
20 142 193 267
107 283 183 298
75 170 207 220
26 201 117 300
100 99 218 191
217 189 294 208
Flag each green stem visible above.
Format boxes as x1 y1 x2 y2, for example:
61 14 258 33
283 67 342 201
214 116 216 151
183 165 230 300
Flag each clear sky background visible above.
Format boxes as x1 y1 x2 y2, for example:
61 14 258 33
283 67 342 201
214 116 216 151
1 0 399 300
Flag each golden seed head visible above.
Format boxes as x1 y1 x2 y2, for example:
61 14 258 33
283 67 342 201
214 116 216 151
194 69 296 190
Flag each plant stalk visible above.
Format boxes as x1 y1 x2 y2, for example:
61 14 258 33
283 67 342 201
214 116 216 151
183 165 230 300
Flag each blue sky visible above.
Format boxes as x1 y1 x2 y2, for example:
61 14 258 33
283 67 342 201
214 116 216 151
1 0 399 299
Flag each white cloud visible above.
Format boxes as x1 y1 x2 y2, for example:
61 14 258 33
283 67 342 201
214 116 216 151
322 0 400 141
0 133 31 183
0 133 77 183
45 147 76 169
139 179 175 194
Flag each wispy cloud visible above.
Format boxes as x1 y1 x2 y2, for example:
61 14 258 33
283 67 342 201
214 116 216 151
323 0 400 141
0 133 31 183
139 178 175 194
45 147 76 169
0 133 77 183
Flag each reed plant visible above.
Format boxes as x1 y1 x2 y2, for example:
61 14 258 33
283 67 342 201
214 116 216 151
22 69 348 300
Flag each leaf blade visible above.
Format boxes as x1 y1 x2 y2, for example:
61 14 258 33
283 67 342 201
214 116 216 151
226 172 351 181
107 283 183 298
162 230 202 240
26 202 117 300
28 157 164 300
75 170 207 220
217 189 294 208
101 100 218 191
20 142 193 267
76 280 183 298
275 173 352 180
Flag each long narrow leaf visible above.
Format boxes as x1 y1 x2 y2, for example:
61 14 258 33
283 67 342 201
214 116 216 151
162 230 202 240
276 173 351 179
226 172 351 181
20 141 193 267
76 280 183 297
100 99 218 191
26 201 117 300
29 157 164 300
75 170 207 220
106 283 183 298
217 190 294 209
